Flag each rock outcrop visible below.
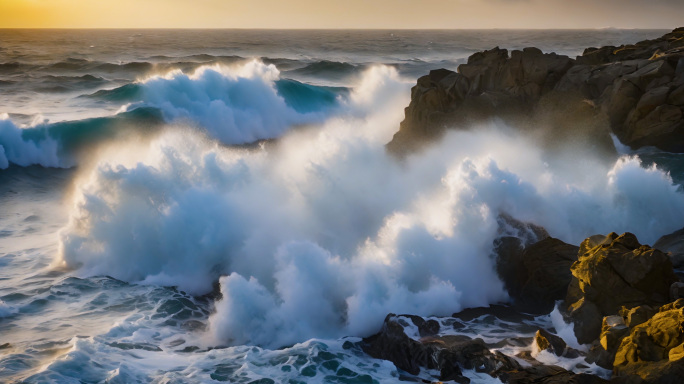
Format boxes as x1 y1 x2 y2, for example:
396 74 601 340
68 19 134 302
362 313 605 384
389 28 684 155
565 233 678 344
495 236 579 313
361 314 520 383
654 227 684 269
612 299 684 383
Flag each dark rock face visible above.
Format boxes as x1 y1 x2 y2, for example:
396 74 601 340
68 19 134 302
361 314 520 383
389 28 684 154
362 313 606 384
495 236 579 314
654 227 684 269
565 233 678 344
499 365 609 384
534 328 580 358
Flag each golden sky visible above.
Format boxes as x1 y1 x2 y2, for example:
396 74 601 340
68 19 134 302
0 0 682 29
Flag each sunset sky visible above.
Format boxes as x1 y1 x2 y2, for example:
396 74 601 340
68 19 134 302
0 0 682 29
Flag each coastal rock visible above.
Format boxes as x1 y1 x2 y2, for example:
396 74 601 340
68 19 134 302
362 313 611 384
565 233 678 344
389 28 684 154
495 236 579 313
533 329 580 358
498 365 608 384
654 227 684 269
621 305 658 329
613 299 684 383
361 314 520 383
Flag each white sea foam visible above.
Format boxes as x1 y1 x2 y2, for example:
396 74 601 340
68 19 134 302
135 60 332 144
0 114 66 169
57 64 684 349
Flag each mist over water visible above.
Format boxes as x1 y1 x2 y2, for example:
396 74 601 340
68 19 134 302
56 63 684 349
1 29 683 382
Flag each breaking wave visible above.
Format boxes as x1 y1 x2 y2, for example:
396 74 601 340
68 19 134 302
56 64 684 349
0 61 351 169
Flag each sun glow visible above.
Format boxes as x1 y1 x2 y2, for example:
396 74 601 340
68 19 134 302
0 0 683 29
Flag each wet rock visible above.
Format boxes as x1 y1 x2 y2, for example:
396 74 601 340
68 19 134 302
495 233 579 314
586 340 615 370
533 329 580 358
568 298 604 345
362 314 442 376
362 314 521 383
498 365 609 384
402 314 441 337
518 238 580 313
654 227 684 269
494 214 578 313
566 233 678 344
598 315 630 366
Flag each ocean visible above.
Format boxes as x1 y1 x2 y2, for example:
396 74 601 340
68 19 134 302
0 29 683 383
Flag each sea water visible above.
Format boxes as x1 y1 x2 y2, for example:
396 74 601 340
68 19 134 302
0 29 683 383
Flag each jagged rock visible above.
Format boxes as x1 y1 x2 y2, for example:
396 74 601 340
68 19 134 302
654 227 684 269
362 314 520 383
362 314 441 376
400 314 441 337
389 28 684 155
565 233 678 344
598 315 630 367
498 365 609 384
586 340 615 370
612 299 684 383
620 305 658 329
568 298 604 345
495 235 579 314
533 329 580 358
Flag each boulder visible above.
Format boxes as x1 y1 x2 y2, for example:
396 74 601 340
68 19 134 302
621 305 658 329
566 233 678 344
533 329 580 358
495 234 579 314
613 299 684 383
601 316 629 352
498 365 608 384
363 313 611 383
361 314 520 382
654 227 684 269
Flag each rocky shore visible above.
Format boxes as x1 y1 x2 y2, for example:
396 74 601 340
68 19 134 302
363 29 684 383
387 28 684 155
362 225 684 384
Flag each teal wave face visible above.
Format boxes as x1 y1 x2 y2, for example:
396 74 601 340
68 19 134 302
22 107 164 154
84 83 143 102
87 78 348 115
0 107 165 169
274 79 348 114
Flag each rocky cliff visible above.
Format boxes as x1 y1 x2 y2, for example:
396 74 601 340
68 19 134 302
388 28 684 154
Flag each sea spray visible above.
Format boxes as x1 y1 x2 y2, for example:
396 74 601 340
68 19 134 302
57 66 684 349
0 114 64 169
132 60 334 144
